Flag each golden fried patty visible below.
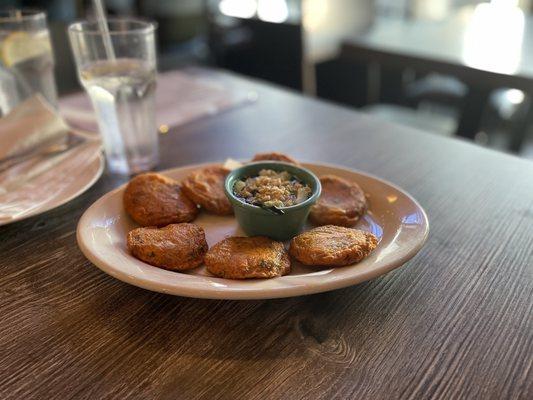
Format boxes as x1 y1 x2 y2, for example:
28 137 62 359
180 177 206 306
310 175 367 227
182 166 233 215
123 172 198 226
205 236 291 279
289 225 378 267
127 223 208 271
251 152 299 165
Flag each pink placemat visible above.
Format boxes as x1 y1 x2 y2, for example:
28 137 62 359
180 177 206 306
59 69 257 133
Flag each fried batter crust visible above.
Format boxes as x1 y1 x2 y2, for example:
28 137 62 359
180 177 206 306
127 223 208 271
289 225 378 267
310 175 367 227
251 152 299 165
182 166 233 215
205 236 291 279
123 173 198 226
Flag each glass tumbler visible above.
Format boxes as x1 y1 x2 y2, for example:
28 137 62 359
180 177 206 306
68 19 158 175
0 9 58 115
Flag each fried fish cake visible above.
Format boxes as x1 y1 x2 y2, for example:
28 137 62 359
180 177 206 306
123 173 198 226
182 166 233 215
289 225 378 267
127 223 208 271
310 175 367 227
251 152 299 165
205 236 291 279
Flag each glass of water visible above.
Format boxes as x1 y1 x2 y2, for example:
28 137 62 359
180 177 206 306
68 19 158 175
0 9 58 115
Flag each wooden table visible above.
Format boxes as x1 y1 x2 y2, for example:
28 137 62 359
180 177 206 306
341 4 533 147
1 70 532 400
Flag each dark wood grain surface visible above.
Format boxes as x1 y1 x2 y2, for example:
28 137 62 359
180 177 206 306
1 70 532 400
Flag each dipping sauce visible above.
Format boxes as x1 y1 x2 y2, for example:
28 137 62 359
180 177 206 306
233 169 312 208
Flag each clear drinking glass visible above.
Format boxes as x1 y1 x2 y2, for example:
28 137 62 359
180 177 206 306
68 19 158 175
0 9 58 115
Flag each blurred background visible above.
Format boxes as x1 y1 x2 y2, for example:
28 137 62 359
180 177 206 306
7 0 533 159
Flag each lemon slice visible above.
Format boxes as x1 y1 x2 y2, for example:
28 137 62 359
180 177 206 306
1 31 52 67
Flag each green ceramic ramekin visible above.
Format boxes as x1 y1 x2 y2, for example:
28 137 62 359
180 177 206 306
224 161 321 241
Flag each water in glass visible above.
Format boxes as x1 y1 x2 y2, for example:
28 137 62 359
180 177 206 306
0 28 57 114
79 58 158 174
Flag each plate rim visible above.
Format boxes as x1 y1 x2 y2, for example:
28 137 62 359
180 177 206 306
77 161 429 299
0 152 105 227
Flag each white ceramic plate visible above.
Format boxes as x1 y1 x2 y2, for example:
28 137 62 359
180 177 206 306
0 140 104 226
77 162 429 299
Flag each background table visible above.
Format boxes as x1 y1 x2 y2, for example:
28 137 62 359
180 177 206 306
341 5 533 147
1 70 532 400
